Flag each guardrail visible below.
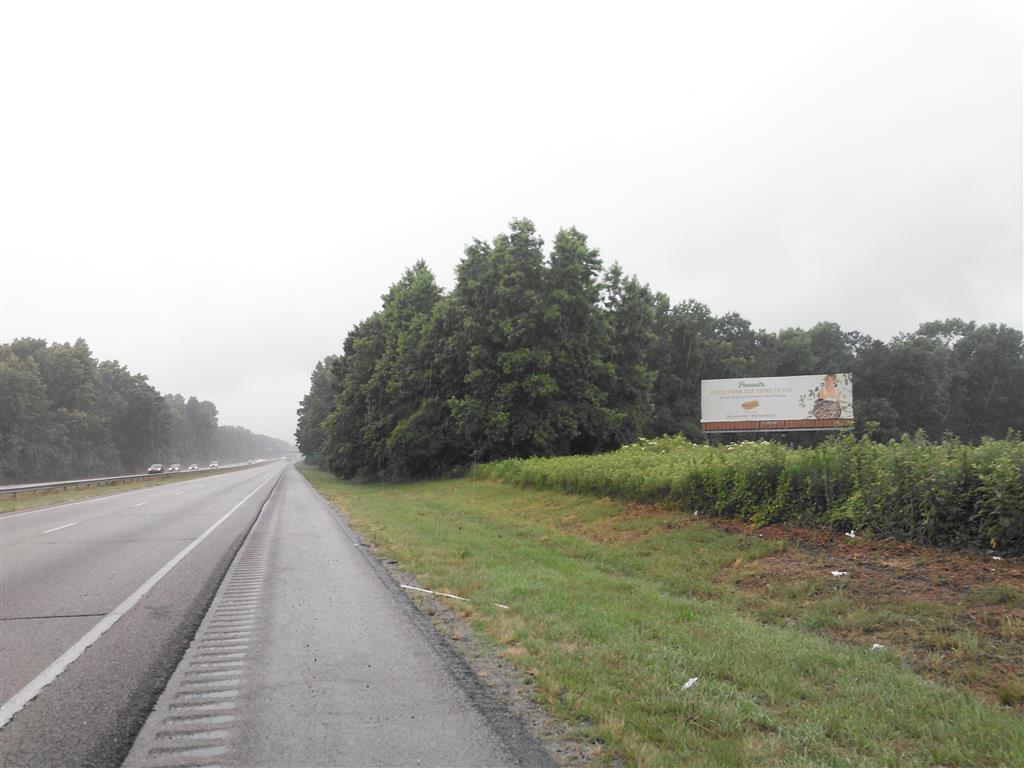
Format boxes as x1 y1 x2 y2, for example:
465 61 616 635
0 461 274 498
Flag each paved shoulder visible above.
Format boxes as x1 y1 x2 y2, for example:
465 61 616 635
125 466 554 767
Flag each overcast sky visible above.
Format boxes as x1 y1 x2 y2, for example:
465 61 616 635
2 1 1021 444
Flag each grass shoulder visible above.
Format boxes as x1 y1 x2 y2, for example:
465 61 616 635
299 465 1024 767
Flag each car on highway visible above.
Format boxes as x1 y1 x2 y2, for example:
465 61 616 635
187 464 199 471
167 464 181 472
147 464 163 474
209 461 219 468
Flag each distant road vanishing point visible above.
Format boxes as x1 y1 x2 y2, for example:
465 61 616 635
0 463 552 767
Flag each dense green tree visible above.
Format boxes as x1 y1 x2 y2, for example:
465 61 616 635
649 299 717 439
363 262 444 472
295 355 340 466
807 321 856 373
96 361 170 472
0 337 285 483
543 228 615 453
765 327 816 377
704 312 773 378
946 322 1024 441
447 220 557 461
162 394 188 462
185 396 219 462
299 219 1024 479
3 339 111 478
321 313 388 476
385 296 470 477
0 350 68 482
853 333 951 440
602 263 657 444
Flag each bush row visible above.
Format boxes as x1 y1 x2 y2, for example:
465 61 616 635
477 433 1024 554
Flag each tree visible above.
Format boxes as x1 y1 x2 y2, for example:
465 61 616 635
602 264 657 443
543 227 615 453
1 336 275 482
321 313 388 477
363 262 444 473
300 222 1024 482
769 327 816 377
946 323 1024 441
296 355 340 466
0 350 68 482
447 219 557 461
96 361 170 472
163 394 188 462
184 396 219 462
649 298 716 439
854 333 951 440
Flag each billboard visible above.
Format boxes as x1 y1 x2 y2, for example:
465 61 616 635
701 373 854 432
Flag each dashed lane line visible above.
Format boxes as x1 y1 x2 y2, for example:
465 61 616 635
43 522 78 534
0 476 274 729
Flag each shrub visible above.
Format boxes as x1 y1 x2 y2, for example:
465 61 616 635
478 433 1024 553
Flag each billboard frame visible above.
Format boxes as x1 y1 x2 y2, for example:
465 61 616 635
700 373 854 434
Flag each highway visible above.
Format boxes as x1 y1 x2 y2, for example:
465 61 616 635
0 463 281 766
0 463 551 767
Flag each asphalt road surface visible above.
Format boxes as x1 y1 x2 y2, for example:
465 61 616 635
1 464 552 767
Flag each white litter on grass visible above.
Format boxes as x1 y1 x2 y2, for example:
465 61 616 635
830 571 848 577
400 584 468 602
871 644 886 651
992 556 1004 561
683 677 699 690
845 530 856 538
401 584 511 610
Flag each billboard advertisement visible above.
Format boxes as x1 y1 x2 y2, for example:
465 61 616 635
701 373 854 432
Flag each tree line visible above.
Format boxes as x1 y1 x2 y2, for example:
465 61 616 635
297 219 1024 479
1 337 293 483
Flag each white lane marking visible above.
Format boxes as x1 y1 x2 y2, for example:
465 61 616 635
0 496 110 520
175 491 184 496
0 467 269 521
131 502 148 508
43 522 78 534
0 475 275 729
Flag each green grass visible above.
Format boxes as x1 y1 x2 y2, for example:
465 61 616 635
299 466 1024 767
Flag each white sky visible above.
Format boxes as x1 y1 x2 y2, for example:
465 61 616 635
1 1 1021 443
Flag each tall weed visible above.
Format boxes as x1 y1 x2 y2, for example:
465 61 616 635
479 434 1024 553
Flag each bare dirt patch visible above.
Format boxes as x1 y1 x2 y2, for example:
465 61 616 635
565 502 1024 711
731 530 1024 709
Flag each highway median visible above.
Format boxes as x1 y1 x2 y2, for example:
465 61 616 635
0 463 265 515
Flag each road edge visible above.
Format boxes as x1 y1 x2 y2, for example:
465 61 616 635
294 467 568 768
